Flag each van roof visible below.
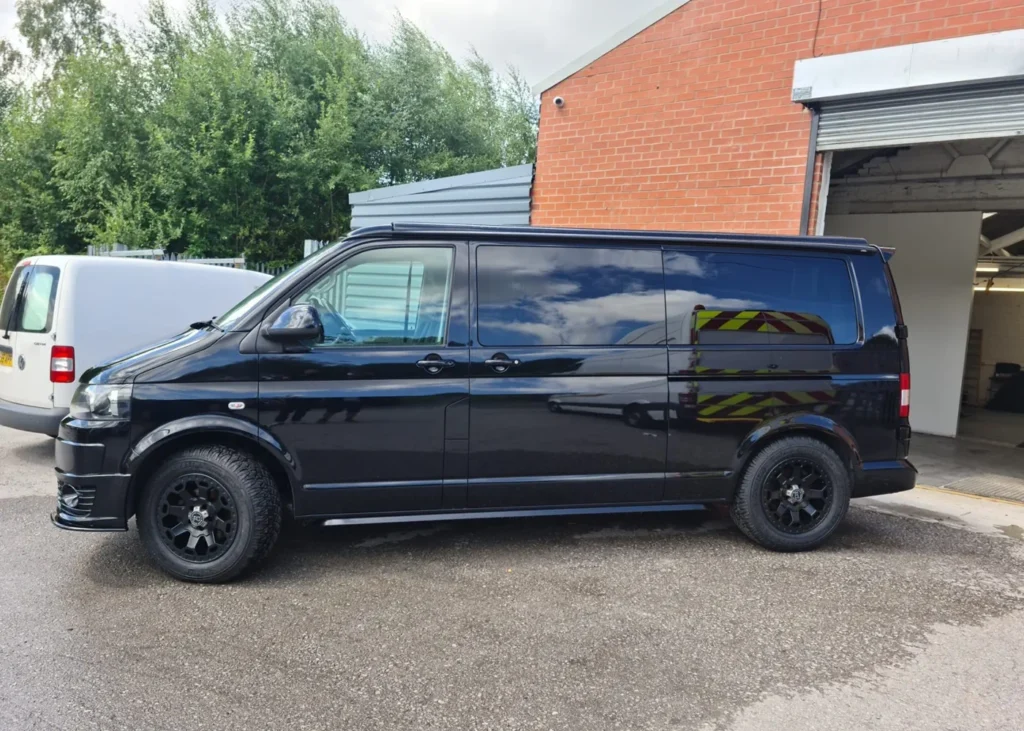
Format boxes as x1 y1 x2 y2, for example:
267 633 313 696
347 222 875 254
14 255 267 277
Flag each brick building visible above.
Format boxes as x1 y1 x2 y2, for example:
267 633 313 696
531 0 1023 234
528 1 1024 438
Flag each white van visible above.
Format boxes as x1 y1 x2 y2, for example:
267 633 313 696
0 256 270 435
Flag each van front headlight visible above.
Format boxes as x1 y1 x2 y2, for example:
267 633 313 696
69 384 132 421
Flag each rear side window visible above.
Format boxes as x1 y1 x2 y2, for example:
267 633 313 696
664 251 858 346
852 255 900 345
476 245 665 347
0 265 60 334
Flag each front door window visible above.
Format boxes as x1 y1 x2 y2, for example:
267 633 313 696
295 247 454 348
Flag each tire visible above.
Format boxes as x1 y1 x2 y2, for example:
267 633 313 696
731 436 850 552
137 446 282 583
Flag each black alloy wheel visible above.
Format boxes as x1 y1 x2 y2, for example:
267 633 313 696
138 446 282 583
730 436 851 552
761 458 833 534
156 474 237 562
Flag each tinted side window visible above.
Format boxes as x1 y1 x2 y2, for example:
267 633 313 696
664 251 858 346
476 245 665 347
852 255 899 346
295 247 454 347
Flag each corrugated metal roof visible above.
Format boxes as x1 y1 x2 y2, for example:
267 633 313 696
349 164 534 228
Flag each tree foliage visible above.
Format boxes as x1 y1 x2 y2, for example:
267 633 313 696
0 0 538 277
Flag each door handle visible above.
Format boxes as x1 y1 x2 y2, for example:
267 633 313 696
416 355 456 375
484 353 521 373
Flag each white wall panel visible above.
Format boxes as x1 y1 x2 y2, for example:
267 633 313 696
825 212 982 437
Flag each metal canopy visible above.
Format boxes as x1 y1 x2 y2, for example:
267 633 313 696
816 82 1024 151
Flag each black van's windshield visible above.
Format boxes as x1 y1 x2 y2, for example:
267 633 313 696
215 242 339 331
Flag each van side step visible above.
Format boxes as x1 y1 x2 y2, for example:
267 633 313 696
322 503 710 527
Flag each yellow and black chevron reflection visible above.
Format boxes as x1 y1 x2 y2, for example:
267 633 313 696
693 389 836 422
692 309 832 341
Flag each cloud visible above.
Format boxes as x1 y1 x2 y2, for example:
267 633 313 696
480 286 765 348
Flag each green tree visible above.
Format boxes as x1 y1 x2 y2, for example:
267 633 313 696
0 0 538 276
0 40 23 117
16 0 109 70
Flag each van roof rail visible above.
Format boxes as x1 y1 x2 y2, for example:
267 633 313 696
347 222 873 253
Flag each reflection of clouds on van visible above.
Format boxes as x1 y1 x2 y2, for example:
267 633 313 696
477 247 667 347
483 289 669 346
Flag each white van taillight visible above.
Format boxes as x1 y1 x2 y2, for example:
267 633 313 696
50 346 75 384
899 372 910 419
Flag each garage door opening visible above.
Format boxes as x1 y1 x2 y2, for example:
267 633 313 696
819 137 1024 445
965 231 1024 447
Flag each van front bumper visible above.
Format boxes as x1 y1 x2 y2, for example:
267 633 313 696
852 459 917 498
0 398 67 436
51 421 131 532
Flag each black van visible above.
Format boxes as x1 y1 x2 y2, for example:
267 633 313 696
53 224 915 582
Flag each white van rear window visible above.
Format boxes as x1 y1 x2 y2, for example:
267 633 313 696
0 265 28 332
0 265 60 334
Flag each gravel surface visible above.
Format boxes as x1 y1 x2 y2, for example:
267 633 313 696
1 425 1023 730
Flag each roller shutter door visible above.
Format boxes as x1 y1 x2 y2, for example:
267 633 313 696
816 81 1024 151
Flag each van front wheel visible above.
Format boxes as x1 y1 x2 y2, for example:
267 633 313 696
731 436 850 552
137 446 282 582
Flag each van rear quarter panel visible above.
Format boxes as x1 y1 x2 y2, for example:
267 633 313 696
666 252 901 500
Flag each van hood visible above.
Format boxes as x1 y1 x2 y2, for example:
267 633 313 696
80 327 221 386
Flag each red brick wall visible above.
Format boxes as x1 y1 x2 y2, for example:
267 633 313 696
532 0 1024 234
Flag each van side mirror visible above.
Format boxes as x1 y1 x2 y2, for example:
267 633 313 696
265 305 324 343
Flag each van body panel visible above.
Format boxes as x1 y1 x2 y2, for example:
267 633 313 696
467 241 670 508
51 224 915 540
256 241 471 518
467 348 669 508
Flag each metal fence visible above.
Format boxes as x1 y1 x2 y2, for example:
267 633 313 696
304 239 330 257
87 239 332 276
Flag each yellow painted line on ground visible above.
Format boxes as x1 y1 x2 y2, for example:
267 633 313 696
916 484 1024 507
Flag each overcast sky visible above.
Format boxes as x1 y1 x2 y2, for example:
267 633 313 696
0 0 670 88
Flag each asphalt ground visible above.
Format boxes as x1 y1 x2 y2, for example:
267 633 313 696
1 424 1023 731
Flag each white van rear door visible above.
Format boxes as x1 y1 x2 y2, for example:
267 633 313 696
0 263 60 409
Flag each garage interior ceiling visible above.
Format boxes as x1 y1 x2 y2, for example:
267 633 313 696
828 137 1024 227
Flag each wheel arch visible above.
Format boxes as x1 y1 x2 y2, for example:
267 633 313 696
125 416 298 519
733 414 861 483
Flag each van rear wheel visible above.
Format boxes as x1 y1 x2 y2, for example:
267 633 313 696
731 436 850 552
137 446 282 583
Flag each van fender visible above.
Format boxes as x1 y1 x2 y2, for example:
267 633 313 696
125 415 300 507
733 413 862 474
